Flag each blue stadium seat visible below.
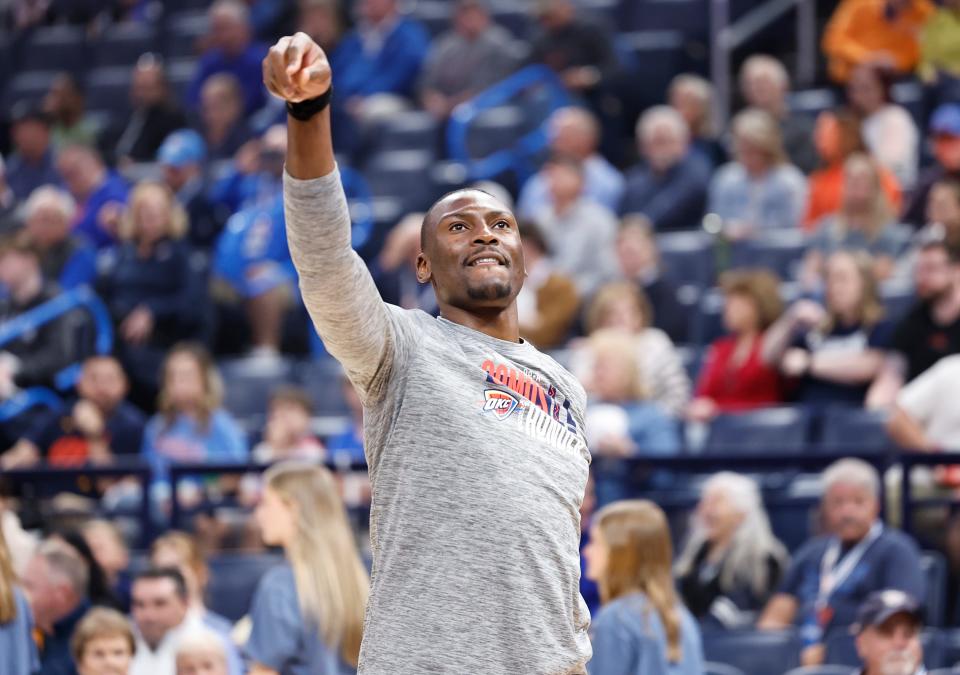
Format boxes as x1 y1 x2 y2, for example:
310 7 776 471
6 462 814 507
20 25 85 73
783 667 853 675
92 23 159 67
824 627 860 666
410 1 451 37
374 110 440 155
729 229 807 279
164 10 209 59
166 58 197 100
656 230 715 288
881 282 916 323
219 357 296 429
705 407 812 454
939 629 960 669
922 551 948 628
464 105 526 161
676 345 704 383
618 0 708 36
704 663 746 675
84 66 133 117
206 553 284 622
363 150 439 213
787 88 838 117
490 6 535 39
614 31 689 111
296 358 350 418
702 629 802 675
817 408 893 454
3 70 59 110
689 288 726 346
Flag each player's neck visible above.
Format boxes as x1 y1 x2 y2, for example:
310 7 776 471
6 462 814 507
440 303 521 343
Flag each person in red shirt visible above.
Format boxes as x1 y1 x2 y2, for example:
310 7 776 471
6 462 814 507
687 270 785 421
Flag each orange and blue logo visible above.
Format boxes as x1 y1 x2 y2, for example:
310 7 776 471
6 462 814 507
482 389 524 420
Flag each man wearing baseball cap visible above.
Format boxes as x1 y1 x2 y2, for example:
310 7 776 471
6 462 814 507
853 590 926 675
904 103 960 226
157 129 220 247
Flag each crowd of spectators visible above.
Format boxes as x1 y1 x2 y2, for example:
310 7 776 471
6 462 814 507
0 0 960 672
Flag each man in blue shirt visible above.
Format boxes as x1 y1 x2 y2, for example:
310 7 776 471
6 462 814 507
21 539 91 675
758 458 924 668
157 129 223 248
620 105 711 232
55 145 128 250
331 0 430 110
5 102 60 203
187 0 269 115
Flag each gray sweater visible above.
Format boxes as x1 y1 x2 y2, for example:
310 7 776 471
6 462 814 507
284 167 592 674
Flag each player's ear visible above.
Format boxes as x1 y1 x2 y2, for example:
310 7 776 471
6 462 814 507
415 252 431 283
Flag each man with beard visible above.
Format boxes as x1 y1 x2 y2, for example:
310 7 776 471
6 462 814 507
758 458 924 667
262 31 591 673
854 590 927 675
869 235 960 406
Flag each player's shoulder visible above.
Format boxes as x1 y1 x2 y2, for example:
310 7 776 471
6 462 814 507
527 344 587 405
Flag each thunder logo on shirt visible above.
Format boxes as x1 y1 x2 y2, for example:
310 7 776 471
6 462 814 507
480 359 586 456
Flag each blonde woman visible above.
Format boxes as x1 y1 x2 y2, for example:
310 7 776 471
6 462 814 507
96 180 207 409
803 153 902 284
0 524 38 675
583 500 704 675
71 607 136 675
708 107 807 236
151 532 232 635
142 343 247 504
579 281 690 417
675 472 789 628
248 461 368 674
765 250 890 406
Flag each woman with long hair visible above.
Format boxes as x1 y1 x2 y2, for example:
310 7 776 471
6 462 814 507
584 500 703 675
764 250 890 406
247 461 369 674
675 472 789 628
0 523 39 675
707 107 807 235
97 180 207 409
804 108 902 228
141 343 247 507
803 153 902 284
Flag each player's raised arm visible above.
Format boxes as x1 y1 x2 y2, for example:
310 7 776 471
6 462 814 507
264 33 396 399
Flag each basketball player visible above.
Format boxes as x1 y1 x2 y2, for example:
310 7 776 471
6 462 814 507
263 32 592 673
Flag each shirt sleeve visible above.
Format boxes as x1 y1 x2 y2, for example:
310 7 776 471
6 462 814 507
896 357 953 424
284 167 411 404
880 536 925 601
245 568 302 670
777 543 813 597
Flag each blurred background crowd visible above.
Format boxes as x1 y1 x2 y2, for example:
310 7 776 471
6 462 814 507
1 0 960 672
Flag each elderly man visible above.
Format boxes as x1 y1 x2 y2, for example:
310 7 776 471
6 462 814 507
518 106 624 219
187 0 268 115
854 590 927 675
739 54 818 173
22 185 95 290
22 539 90 675
55 145 128 249
758 458 924 667
619 105 711 231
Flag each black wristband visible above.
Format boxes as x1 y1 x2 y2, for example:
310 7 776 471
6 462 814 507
286 86 333 121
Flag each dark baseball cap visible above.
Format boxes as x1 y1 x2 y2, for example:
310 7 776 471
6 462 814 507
852 590 922 634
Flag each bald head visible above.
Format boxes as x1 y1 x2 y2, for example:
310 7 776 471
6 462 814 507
421 188 511 252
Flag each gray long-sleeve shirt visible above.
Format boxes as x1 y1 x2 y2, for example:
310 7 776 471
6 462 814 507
284 167 592 674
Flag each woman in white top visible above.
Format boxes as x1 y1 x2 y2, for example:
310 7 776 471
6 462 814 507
847 63 919 190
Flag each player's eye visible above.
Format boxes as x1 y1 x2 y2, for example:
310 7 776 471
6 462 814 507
449 222 466 232
493 220 510 229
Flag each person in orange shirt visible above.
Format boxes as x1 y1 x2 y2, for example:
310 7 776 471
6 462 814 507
805 109 902 229
823 0 935 83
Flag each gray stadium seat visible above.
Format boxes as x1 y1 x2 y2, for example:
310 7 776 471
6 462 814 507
702 629 802 675
21 25 85 72
92 23 159 67
705 407 812 454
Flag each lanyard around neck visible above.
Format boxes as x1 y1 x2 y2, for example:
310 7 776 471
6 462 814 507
819 521 883 602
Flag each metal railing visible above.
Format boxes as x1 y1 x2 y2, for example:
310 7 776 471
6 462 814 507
711 0 817 126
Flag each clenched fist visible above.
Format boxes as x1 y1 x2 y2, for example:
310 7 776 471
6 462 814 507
262 32 332 103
